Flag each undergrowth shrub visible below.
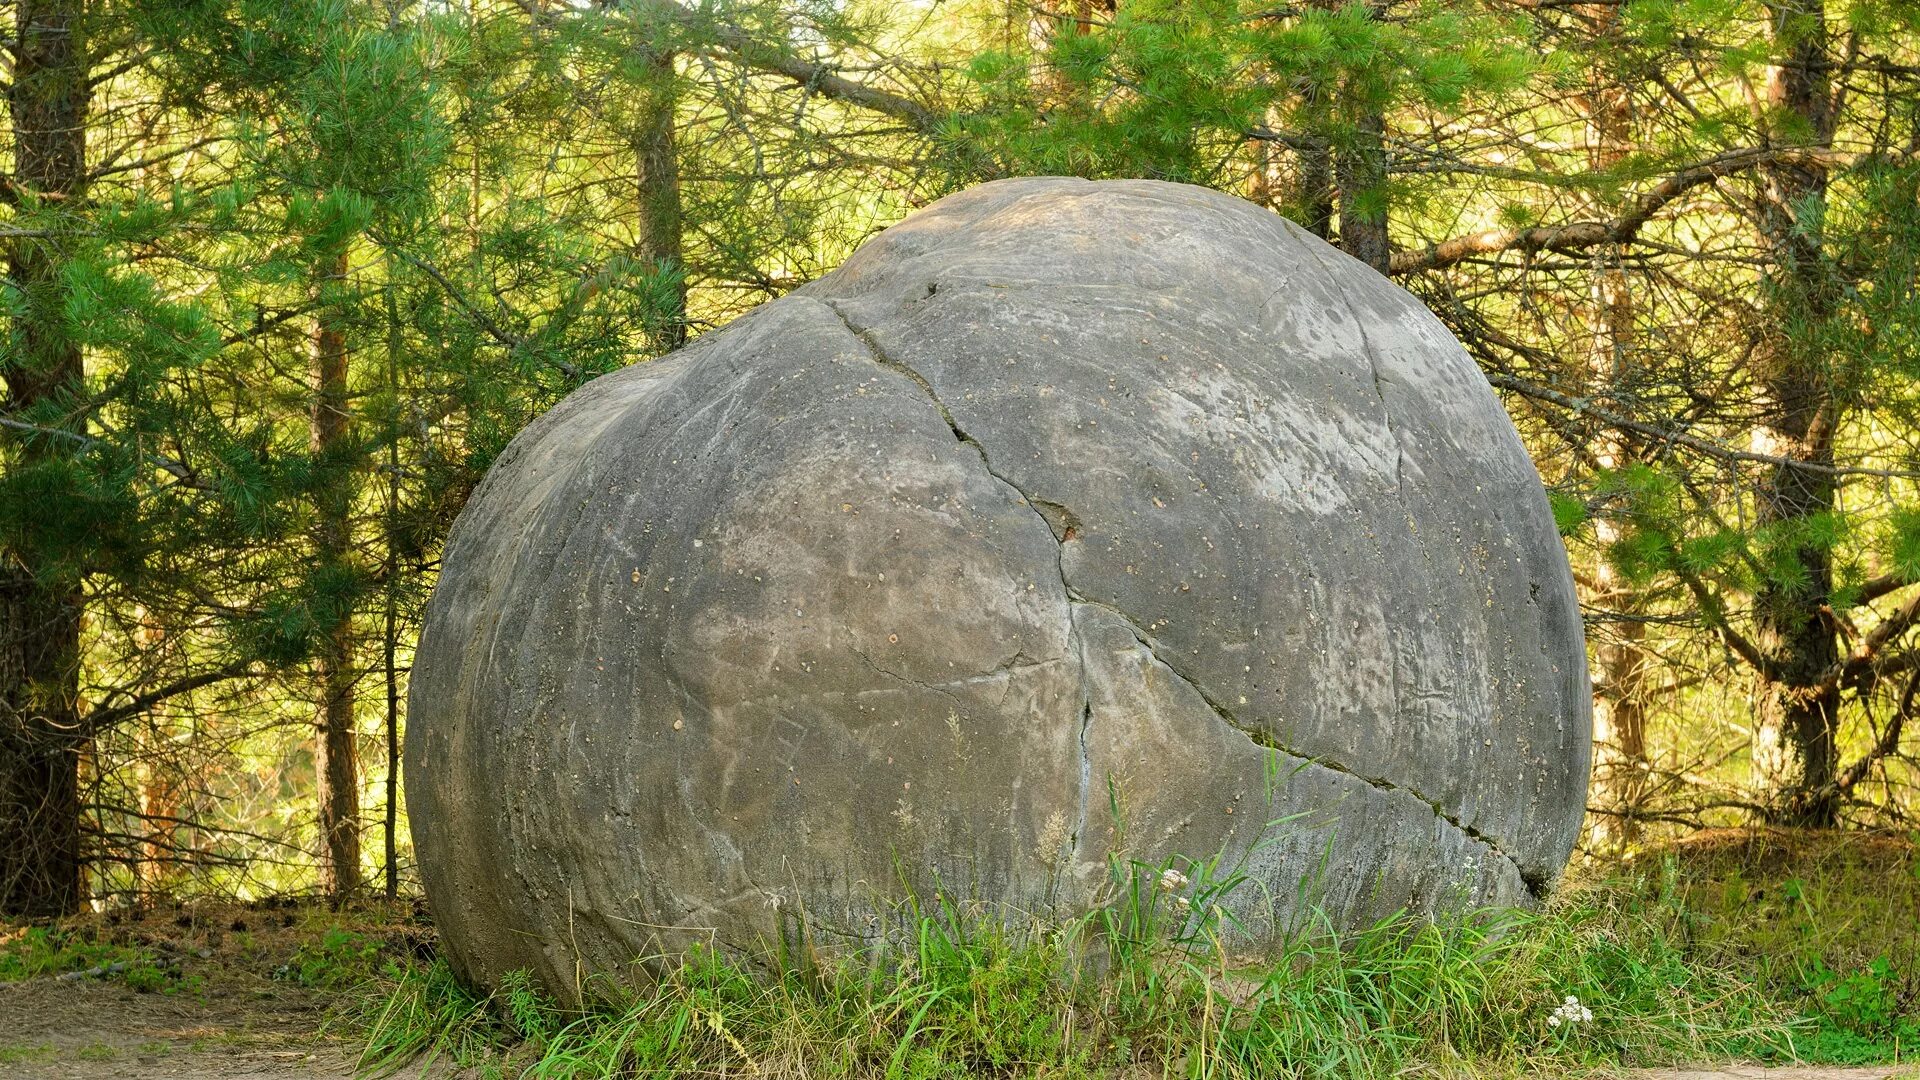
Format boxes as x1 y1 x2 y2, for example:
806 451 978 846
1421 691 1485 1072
281 926 387 991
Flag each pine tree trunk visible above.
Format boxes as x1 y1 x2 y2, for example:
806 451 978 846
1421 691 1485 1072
0 0 90 918
382 257 403 903
1335 108 1389 274
1296 141 1335 241
1334 2 1389 274
0 587 84 916
313 248 362 899
1344 108 1390 272
1750 0 1841 827
1581 11 1650 846
633 42 686 349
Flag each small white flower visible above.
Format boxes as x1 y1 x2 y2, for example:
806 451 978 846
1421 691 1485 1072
1173 896 1192 913
1158 868 1190 892
1547 994 1594 1030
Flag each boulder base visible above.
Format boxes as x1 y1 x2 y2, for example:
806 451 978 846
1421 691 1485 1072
406 177 1591 995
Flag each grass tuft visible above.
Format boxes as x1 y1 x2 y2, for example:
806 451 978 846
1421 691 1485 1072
343 833 1920 1078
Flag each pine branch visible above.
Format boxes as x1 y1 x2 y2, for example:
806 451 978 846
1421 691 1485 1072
1671 567 1778 681
84 661 259 735
690 14 942 133
1484 372 1920 480
1851 572 1913 607
1827 669 1919 801
1391 145 1920 275
0 415 205 488
367 232 589 381
1836 590 1920 685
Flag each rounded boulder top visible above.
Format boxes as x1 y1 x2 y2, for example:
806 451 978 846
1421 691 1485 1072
406 177 1592 996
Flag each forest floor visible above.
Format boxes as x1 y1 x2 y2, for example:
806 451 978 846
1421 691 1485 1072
0 901 434 1079
1 932 1912 1080
0 946 1912 1080
2 831 1917 1079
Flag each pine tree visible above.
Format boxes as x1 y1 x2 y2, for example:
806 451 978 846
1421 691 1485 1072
1 0 91 916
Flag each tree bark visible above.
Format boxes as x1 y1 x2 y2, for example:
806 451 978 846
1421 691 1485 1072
382 254 403 903
312 248 361 899
1296 141 1335 241
1749 0 1841 827
1336 109 1389 273
1334 2 1389 274
633 46 687 350
1579 23 1650 845
0 0 91 918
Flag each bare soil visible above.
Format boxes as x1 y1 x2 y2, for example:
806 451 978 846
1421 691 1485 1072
0 902 438 1079
1 973 356 1078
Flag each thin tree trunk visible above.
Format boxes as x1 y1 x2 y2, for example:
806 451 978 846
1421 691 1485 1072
382 258 403 903
1248 108 1280 210
383 566 398 902
1582 49 1650 846
1335 108 1388 273
313 247 362 900
1296 141 1335 241
633 44 687 349
0 0 90 918
1334 2 1389 274
138 726 181 902
1750 0 1841 827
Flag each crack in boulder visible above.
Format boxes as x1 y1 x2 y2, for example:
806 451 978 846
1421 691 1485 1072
1273 230 1549 897
815 294 1544 903
1075 593 1544 899
817 297 1098 865
1290 224 1409 497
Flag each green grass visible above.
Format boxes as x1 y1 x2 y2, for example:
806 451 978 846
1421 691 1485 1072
1627 829 1920 1065
279 925 390 991
0 1043 55 1065
0 924 192 992
342 834 1920 1080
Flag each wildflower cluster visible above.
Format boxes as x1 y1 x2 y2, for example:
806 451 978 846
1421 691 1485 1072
1547 995 1593 1028
1158 867 1193 913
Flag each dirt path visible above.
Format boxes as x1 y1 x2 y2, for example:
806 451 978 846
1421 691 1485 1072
0 903 448 1079
0 973 365 1078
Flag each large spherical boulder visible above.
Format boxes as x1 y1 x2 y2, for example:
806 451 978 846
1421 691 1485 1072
407 177 1591 995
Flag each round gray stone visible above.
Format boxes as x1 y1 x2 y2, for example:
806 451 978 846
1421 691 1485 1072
406 177 1591 995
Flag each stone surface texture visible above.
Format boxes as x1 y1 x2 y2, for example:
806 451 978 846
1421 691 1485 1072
406 177 1592 995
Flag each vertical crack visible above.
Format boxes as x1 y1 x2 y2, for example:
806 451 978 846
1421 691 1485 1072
811 291 1543 902
814 295 1097 873
1067 610 1094 864
1293 227 1409 498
